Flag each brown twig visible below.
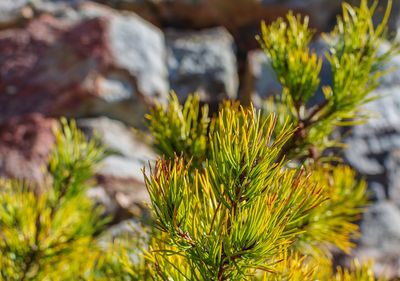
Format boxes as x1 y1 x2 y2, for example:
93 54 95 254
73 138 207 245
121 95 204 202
276 100 330 162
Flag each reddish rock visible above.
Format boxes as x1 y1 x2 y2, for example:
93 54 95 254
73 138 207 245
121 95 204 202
0 114 57 182
0 14 108 121
0 3 168 126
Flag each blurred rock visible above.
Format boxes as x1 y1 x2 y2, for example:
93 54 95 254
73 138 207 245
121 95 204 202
244 50 281 107
386 150 400 204
102 218 149 241
78 116 154 161
368 181 387 202
78 117 156 223
340 43 400 278
100 219 150 259
0 2 168 126
344 88 400 177
378 41 400 88
30 0 84 21
352 202 400 278
25 0 400 55
0 0 32 29
97 0 338 34
80 3 169 100
97 0 300 32
167 27 238 105
94 0 163 26
95 0 340 55
0 114 57 182
94 155 151 222
261 0 341 31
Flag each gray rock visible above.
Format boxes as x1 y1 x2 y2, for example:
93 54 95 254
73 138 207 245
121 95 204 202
78 116 155 162
344 88 400 176
262 0 341 31
87 186 119 218
81 3 169 101
246 50 281 107
340 42 400 177
361 202 400 248
78 117 156 222
103 219 148 240
336 41 400 278
99 219 150 262
385 150 400 203
30 0 84 22
0 0 31 29
98 0 338 43
352 201 400 277
377 41 400 88
110 14 168 101
98 155 145 180
369 181 387 202
166 27 238 105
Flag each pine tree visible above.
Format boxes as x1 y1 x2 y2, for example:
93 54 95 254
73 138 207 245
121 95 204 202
143 0 399 279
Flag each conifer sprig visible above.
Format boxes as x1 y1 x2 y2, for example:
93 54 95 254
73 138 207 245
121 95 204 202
145 106 330 280
258 12 322 108
146 93 209 168
0 119 106 280
259 0 399 161
143 1 398 279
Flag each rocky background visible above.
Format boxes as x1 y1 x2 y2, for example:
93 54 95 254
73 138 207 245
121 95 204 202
1 0 400 277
